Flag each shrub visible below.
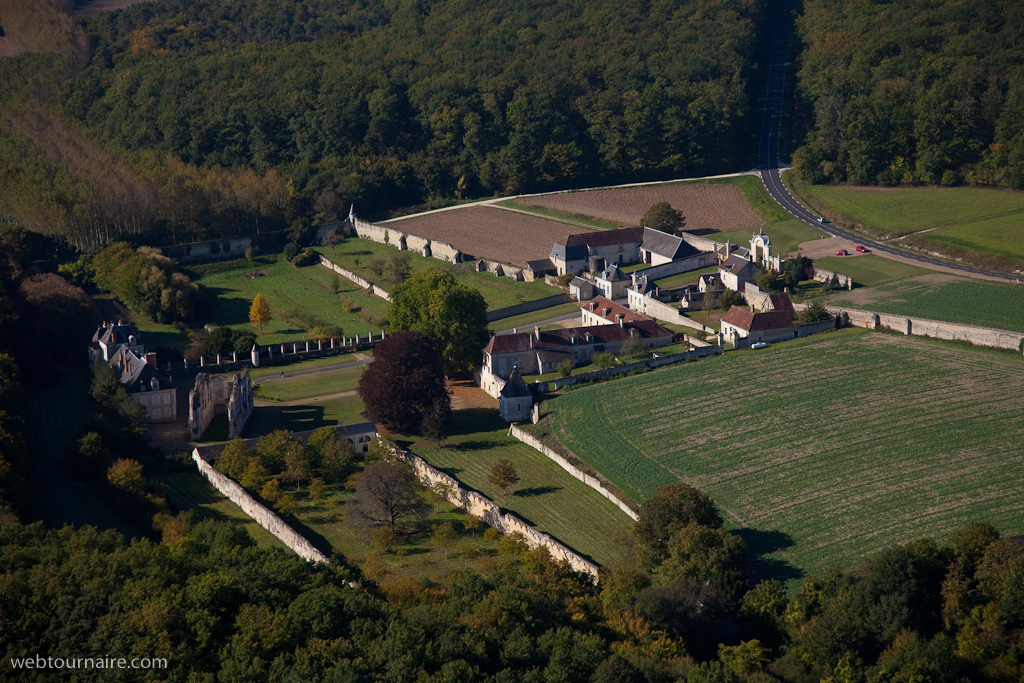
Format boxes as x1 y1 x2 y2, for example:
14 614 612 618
292 249 319 267
718 289 743 310
283 242 300 261
557 358 574 377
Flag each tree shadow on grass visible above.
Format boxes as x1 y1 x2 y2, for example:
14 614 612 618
283 514 334 557
733 528 802 585
447 408 506 436
455 439 501 451
513 486 562 497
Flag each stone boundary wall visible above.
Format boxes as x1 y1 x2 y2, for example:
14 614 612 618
548 343 722 389
679 232 722 252
731 318 837 348
811 267 853 290
162 231 288 263
637 296 715 333
486 293 570 322
812 304 1024 352
192 448 330 564
508 426 639 520
319 256 391 301
352 216 461 264
629 251 717 281
389 446 600 580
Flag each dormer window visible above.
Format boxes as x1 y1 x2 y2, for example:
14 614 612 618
151 378 160 391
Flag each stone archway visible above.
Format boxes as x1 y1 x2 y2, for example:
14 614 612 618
750 229 772 267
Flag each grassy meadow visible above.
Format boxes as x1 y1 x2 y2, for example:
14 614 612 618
314 239 561 311
812 254 932 287
401 407 634 568
787 178 1024 271
544 329 1024 585
254 365 365 402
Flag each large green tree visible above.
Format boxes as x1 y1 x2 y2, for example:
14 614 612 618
387 268 488 375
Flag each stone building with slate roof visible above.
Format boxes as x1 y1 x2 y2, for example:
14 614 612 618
548 227 644 276
594 263 631 299
109 347 177 422
498 370 533 422
89 321 145 363
638 227 702 265
478 319 672 397
718 253 760 291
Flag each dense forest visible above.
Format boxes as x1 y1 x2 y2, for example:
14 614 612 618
792 0 1024 188
0 0 768 251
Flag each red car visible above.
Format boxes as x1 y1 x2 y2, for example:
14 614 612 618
855 246 870 253
835 249 849 256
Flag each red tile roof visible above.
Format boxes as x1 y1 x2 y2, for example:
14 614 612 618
720 306 794 332
579 296 649 323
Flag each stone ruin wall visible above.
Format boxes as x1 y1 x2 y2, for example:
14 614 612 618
192 449 330 563
819 304 1024 352
390 446 601 581
189 369 255 441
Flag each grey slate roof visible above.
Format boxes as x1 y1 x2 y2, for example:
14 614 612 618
499 370 533 399
719 254 758 278
640 227 702 260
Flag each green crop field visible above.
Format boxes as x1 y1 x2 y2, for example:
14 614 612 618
193 256 390 346
546 329 1024 585
315 239 560 311
403 409 634 567
826 274 1024 334
812 255 932 287
255 365 365 402
156 471 284 549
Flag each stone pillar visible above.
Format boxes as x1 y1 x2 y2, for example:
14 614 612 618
267 345 273 359
318 339 322 351
330 338 335 349
200 356 204 367
251 344 260 368
216 353 221 365
293 342 298 354
232 351 237 363
280 344 285 355
184 359 189 369
305 341 310 352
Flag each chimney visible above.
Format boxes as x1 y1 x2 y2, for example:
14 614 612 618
534 326 541 341
146 352 157 368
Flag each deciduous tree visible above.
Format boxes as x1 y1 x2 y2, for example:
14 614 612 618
387 268 488 375
249 292 272 334
357 331 450 435
488 458 520 496
640 202 685 233
350 460 428 531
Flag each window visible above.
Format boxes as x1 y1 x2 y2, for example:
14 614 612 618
153 408 161 419
163 394 170 405
139 396 147 406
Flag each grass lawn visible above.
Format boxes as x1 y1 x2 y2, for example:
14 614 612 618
713 218 827 256
400 408 635 567
243 394 368 438
192 255 390 346
653 264 720 290
812 255 932 287
156 471 285 549
546 329 1024 587
246 353 359 379
497 200 616 230
255 365 365 402
786 177 1024 271
133 322 190 356
491 302 582 332
274 466 505 581
826 274 1024 334
23 374 146 538
315 240 561 310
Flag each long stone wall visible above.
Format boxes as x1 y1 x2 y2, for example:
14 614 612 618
192 449 330 564
509 426 639 520
817 304 1024 352
633 294 715 333
486 293 570 323
548 343 722 390
390 446 601 580
319 256 391 301
811 267 853 290
162 231 287 263
351 216 461 264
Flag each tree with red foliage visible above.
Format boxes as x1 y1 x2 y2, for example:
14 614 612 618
357 331 450 435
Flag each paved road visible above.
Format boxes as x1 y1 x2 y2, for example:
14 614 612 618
755 0 1019 284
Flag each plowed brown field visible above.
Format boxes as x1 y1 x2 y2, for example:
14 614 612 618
386 206 574 267
0 38 13 59
524 183 764 233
